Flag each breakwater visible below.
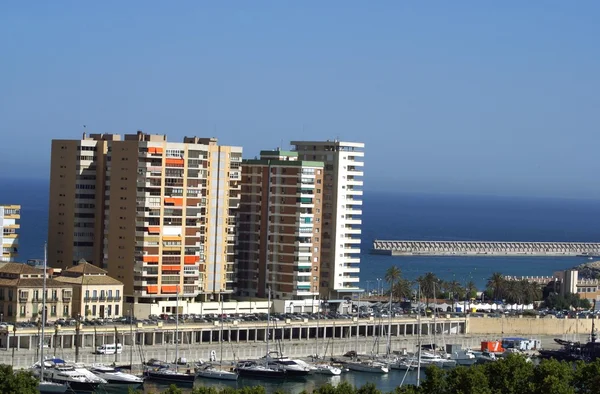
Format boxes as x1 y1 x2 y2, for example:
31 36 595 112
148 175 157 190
372 240 600 256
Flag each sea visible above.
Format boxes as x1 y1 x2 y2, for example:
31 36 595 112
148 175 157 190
2 178 599 290
2 178 600 392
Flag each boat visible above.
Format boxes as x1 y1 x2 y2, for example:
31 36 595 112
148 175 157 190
390 358 415 371
313 364 342 376
89 364 144 388
32 360 105 393
35 245 69 394
265 355 311 376
195 362 238 381
415 350 456 368
449 349 477 366
346 360 389 374
144 286 196 385
235 361 287 378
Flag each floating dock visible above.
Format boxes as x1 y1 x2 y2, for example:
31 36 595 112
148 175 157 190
372 240 600 257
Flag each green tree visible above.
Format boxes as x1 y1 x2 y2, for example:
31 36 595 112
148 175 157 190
465 280 477 300
486 272 505 301
445 365 492 394
392 278 414 301
531 359 575 394
573 359 600 394
385 266 402 301
0 365 38 394
162 385 184 394
417 272 440 306
484 353 534 394
420 365 447 394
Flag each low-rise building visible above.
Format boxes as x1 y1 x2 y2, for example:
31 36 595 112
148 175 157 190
506 270 600 301
0 205 20 262
0 263 73 323
54 260 124 319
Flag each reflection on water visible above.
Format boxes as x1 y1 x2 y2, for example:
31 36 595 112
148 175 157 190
139 370 424 394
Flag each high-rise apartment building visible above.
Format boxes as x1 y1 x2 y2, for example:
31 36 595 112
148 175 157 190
48 132 242 303
0 205 20 262
290 141 364 299
237 150 324 300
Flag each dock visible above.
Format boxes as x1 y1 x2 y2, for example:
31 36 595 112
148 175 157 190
372 240 600 257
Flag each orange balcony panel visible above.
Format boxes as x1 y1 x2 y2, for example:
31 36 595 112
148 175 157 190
162 235 181 241
161 265 181 272
147 285 158 294
155 147 164 154
142 256 159 263
164 198 183 206
165 158 184 165
161 285 179 294
148 227 160 234
148 147 156 154
184 256 199 264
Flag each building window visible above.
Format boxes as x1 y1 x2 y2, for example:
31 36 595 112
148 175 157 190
107 305 112 316
93 290 97 299
20 306 25 317
63 305 69 317
85 290 90 300
92 305 97 316
51 305 57 317
116 290 120 299
115 305 119 316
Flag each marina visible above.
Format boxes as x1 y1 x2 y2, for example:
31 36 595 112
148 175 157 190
372 240 600 257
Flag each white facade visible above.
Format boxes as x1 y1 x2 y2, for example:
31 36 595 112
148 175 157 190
290 141 365 298
0 205 20 262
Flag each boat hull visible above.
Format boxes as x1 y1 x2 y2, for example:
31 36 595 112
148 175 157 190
347 363 389 374
196 371 239 381
236 368 287 379
144 370 196 384
38 382 68 394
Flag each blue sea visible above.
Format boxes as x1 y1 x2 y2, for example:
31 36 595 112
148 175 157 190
2 178 599 290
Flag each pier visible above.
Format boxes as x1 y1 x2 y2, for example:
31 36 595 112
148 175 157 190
372 240 600 257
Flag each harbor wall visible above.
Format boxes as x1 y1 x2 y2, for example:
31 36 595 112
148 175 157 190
468 316 595 336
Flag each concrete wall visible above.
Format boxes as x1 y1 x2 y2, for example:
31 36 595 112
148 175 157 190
468 316 596 336
134 300 271 318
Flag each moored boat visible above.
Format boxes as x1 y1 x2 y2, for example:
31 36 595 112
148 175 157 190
195 363 238 381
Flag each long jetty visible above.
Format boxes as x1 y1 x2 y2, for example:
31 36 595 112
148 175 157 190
372 240 600 257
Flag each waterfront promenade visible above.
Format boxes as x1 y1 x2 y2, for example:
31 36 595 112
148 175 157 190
372 240 600 256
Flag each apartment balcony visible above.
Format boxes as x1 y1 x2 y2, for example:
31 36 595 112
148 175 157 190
343 228 361 235
345 208 363 215
340 267 360 274
345 218 362 225
341 276 360 283
345 189 363 196
342 237 361 245
345 257 360 264
349 161 364 167
345 199 363 206
346 179 364 187
346 170 364 177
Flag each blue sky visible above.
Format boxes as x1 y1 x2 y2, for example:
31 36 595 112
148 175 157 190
1 2 599 198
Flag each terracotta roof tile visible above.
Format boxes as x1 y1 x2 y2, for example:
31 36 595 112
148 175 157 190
0 262 43 275
63 260 107 275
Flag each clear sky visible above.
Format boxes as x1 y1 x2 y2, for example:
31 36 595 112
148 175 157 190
1 2 599 198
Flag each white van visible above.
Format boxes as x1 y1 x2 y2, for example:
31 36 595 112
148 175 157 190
96 343 123 354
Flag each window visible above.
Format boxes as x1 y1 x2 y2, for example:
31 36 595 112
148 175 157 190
107 305 112 316
20 306 25 317
100 290 105 300
115 305 119 316
51 305 57 316
85 290 90 299
52 290 57 300
63 305 69 316
92 305 97 316
93 290 97 299
116 290 120 298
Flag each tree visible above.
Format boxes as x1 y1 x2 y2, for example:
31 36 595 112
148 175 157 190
487 272 506 301
420 365 447 394
484 353 534 394
531 359 575 394
392 278 414 301
417 272 440 306
573 360 600 394
385 266 402 301
445 365 492 394
465 280 477 300
0 365 38 394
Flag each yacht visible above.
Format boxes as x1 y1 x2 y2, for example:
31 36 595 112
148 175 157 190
235 360 287 378
346 360 389 374
313 364 342 376
195 363 238 381
265 356 311 376
144 365 196 385
416 350 457 368
31 360 106 393
449 349 477 366
390 358 415 371
89 364 145 388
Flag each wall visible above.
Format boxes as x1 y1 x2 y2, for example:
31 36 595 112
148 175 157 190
133 300 272 318
468 316 596 336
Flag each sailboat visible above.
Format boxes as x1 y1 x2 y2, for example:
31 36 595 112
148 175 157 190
144 285 196 385
313 301 341 376
235 288 287 378
35 244 69 394
346 292 389 374
195 293 238 381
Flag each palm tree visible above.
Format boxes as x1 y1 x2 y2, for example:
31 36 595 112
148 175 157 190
417 272 439 306
392 278 414 301
385 266 402 301
487 272 506 301
465 280 477 300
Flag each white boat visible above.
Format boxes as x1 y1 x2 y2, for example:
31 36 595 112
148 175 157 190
390 358 415 371
195 363 238 381
449 349 477 366
346 360 389 374
264 355 311 376
416 350 457 368
313 364 342 376
31 361 106 393
38 381 69 394
89 364 144 387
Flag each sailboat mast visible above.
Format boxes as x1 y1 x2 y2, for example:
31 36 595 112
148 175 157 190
40 243 47 382
417 284 422 387
355 291 360 354
433 282 437 350
387 282 393 356
315 296 319 358
175 285 179 372
266 288 271 356
220 292 223 364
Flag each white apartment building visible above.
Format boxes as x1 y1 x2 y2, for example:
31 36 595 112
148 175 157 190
0 205 20 262
290 140 365 299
